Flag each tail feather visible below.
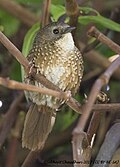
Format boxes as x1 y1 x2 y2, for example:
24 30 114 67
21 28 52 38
22 104 56 151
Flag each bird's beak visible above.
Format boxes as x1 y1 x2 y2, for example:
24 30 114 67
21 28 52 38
64 26 76 33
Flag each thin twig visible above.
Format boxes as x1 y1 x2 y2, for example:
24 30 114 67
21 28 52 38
0 93 24 147
87 91 110 145
65 0 80 27
79 41 120 80
92 103 120 112
87 112 103 144
21 151 39 167
88 26 120 55
0 31 29 72
41 0 51 27
0 0 39 27
92 112 114 160
0 76 120 114
82 8 119 54
5 112 24 167
82 68 102 81
0 77 71 101
65 0 80 46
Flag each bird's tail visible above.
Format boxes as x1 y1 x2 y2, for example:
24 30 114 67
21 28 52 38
22 104 56 151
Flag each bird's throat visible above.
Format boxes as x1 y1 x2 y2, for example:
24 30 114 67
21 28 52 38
55 33 74 51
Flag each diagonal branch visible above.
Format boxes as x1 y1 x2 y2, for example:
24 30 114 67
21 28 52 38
0 77 71 101
88 26 120 55
0 31 29 72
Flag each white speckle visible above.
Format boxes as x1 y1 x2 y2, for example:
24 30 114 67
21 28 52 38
44 57 47 60
45 66 65 85
53 50 56 53
45 53 49 56
0 100 3 108
49 51 52 55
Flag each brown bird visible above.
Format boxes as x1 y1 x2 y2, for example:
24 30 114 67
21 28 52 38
22 22 84 151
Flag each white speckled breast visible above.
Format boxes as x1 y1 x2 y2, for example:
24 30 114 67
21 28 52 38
25 33 83 109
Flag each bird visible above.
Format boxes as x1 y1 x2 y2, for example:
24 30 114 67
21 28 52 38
22 21 84 151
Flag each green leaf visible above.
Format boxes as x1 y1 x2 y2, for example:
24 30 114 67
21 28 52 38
50 4 65 21
79 7 100 15
78 15 120 32
22 22 40 57
0 25 4 32
10 61 21 81
51 0 64 5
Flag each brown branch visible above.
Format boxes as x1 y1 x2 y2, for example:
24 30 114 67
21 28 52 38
88 26 120 55
87 112 102 144
0 31 29 72
82 8 119 54
65 0 79 17
21 151 39 167
65 0 80 46
87 91 110 144
92 103 120 112
41 0 51 27
72 131 91 167
0 93 24 148
92 112 113 160
79 41 120 80
5 138 18 167
0 77 71 101
5 112 24 167
93 113 111 159
0 31 82 114
1 76 120 114
83 68 102 81
0 0 39 27
72 27 120 166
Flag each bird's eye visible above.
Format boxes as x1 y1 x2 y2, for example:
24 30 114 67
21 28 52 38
53 28 59 34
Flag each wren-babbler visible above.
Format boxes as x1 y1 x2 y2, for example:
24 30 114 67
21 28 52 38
22 22 84 151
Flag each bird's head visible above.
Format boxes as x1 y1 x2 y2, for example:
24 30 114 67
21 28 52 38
36 22 75 42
